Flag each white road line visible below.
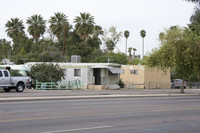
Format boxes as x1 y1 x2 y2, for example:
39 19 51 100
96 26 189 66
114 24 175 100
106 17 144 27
41 125 113 133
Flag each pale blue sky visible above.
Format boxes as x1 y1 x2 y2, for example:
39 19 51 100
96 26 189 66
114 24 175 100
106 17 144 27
0 0 195 56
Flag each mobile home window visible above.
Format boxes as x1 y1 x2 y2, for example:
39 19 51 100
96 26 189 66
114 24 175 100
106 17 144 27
130 70 134 74
134 70 138 75
74 69 81 76
62 69 67 76
130 69 138 75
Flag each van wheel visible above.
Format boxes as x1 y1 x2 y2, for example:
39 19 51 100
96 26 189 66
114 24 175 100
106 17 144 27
16 83 25 92
3 88 11 92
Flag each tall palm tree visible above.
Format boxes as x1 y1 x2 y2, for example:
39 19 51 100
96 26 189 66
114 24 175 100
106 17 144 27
124 30 130 55
74 12 95 45
26 14 46 42
49 12 68 42
5 18 25 38
140 30 146 58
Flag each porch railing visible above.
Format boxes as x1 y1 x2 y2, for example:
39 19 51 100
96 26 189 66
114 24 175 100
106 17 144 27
35 80 82 90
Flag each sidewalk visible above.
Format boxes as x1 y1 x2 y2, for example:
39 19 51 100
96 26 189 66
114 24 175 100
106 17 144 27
0 89 200 102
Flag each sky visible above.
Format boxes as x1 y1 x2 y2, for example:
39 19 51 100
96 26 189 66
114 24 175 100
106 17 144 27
0 0 195 56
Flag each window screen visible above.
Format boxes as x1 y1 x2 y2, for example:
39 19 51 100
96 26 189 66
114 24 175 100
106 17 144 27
74 69 81 76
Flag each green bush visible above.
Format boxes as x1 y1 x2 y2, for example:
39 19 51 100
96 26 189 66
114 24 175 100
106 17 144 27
10 70 23 76
118 79 125 88
30 63 64 82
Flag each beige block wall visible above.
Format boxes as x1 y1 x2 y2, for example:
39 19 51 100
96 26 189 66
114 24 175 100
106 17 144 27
120 65 144 84
144 67 170 89
120 65 171 89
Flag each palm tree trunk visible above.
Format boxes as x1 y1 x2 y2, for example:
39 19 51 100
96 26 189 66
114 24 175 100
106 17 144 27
142 38 144 58
62 25 66 56
125 39 127 55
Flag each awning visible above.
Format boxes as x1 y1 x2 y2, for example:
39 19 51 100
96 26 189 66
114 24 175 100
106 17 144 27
108 68 123 74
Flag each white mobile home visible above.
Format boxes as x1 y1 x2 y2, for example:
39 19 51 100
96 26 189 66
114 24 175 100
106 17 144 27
0 64 30 76
25 62 122 90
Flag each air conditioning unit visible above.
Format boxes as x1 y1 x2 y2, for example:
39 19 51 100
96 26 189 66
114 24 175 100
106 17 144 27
71 55 81 63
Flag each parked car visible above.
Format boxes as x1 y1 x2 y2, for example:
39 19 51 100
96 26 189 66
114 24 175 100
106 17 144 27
171 79 186 89
0 69 31 92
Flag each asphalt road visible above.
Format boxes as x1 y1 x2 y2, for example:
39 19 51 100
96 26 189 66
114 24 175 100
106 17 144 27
0 96 200 133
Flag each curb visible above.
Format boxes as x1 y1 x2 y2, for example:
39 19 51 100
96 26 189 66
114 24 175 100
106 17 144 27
0 94 199 102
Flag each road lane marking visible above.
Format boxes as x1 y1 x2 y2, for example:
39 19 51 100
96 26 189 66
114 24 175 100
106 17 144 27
41 125 113 133
1 102 200 115
1 107 200 123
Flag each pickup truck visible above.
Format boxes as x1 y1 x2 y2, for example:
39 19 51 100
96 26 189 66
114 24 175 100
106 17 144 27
0 69 31 92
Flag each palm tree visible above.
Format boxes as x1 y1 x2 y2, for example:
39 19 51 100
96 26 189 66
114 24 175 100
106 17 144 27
93 25 104 37
5 18 25 38
74 12 95 45
132 48 137 58
124 30 130 55
140 30 146 58
128 47 132 58
49 12 68 42
26 14 46 42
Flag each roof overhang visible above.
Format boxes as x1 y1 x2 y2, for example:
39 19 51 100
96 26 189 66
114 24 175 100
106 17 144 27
90 66 112 69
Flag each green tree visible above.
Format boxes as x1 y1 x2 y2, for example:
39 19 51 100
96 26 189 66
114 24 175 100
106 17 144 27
93 52 128 64
140 30 146 58
88 25 104 49
19 46 26 56
189 28 200 81
66 27 103 62
102 26 122 52
5 18 25 38
74 12 95 45
38 47 65 62
124 30 130 55
127 58 141 65
11 32 33 63
147 26 193 93
30 63 64 82
0 39 12 60
26 14 46 42
190 7 200 25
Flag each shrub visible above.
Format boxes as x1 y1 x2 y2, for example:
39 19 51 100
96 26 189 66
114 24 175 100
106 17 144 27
30 63 64 82
10 70 23 76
